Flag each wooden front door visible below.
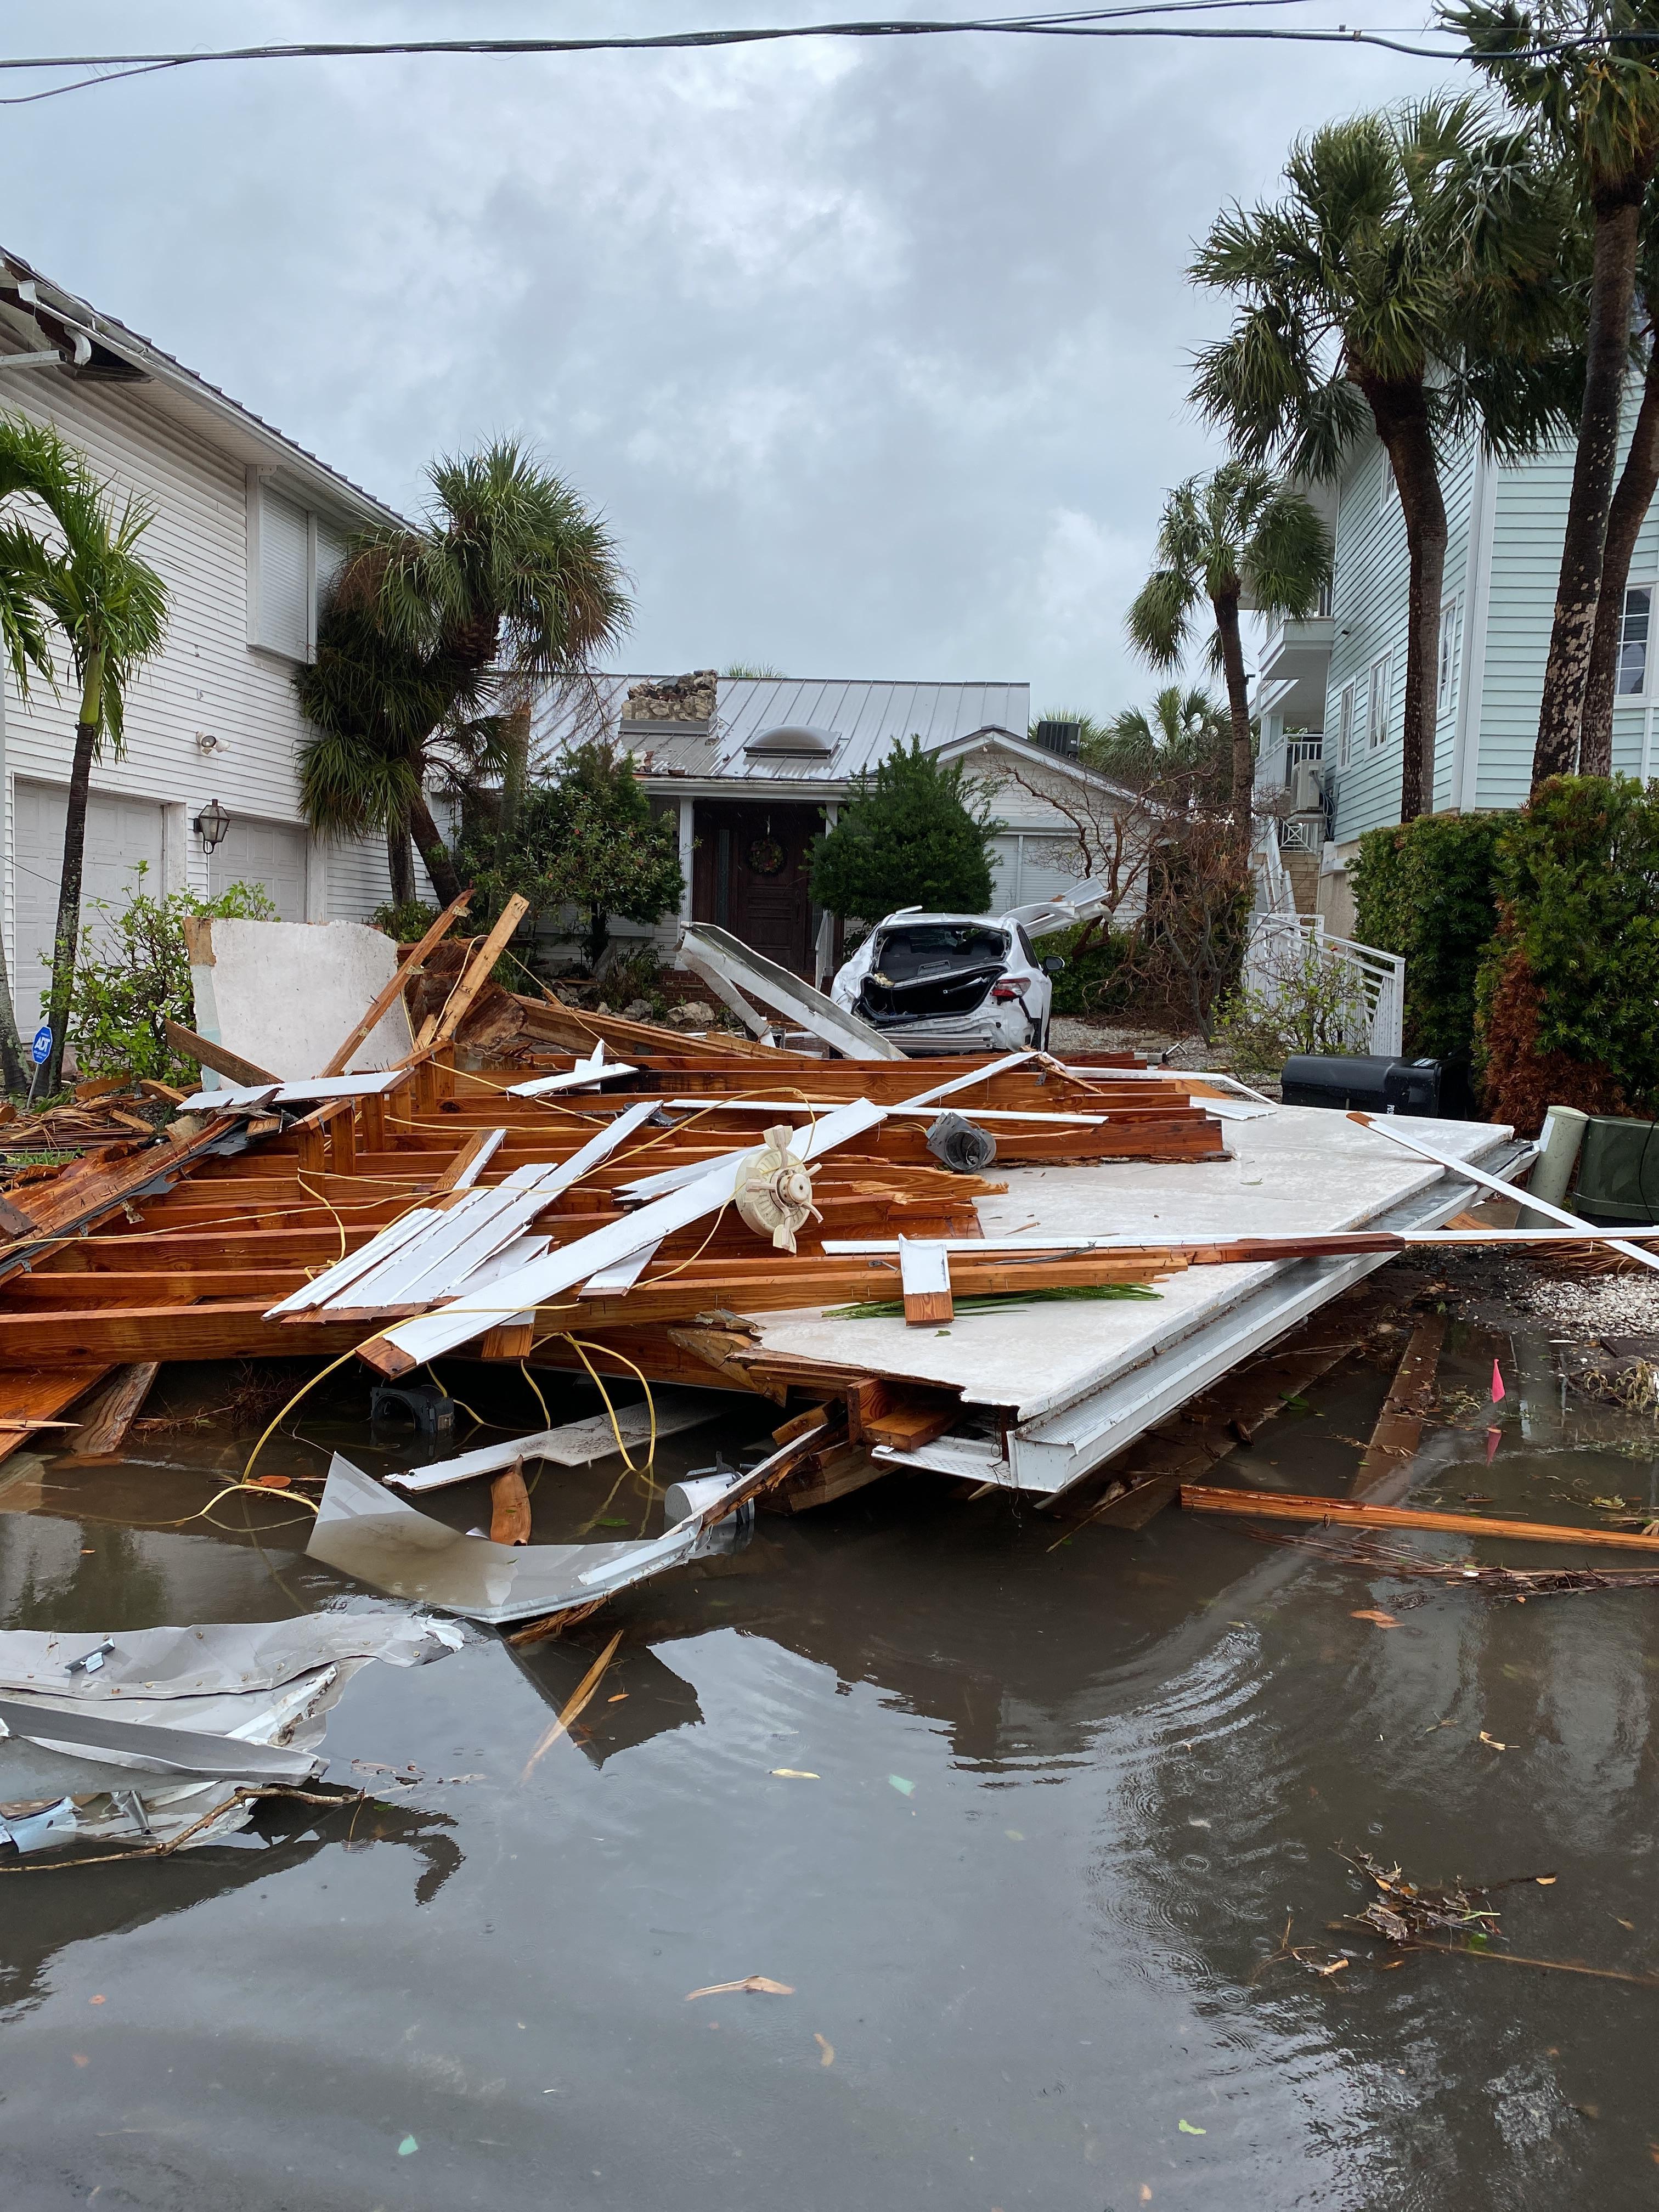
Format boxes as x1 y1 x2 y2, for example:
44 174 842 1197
692 800 822 975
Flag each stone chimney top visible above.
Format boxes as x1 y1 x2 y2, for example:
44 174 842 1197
622 670 718 730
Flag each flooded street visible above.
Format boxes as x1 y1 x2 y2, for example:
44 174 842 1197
3 1329 1658 2211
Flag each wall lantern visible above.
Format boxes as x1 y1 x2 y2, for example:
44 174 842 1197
194 798 231 853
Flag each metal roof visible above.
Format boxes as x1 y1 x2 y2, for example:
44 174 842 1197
531 675 1033 787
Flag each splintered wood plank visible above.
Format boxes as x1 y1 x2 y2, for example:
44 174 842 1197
899 1239 953 1326
1180 1485 1659 1551
761 1442 890 1514
490 1459 533 1545
428 895 531 1047
161 1019 278 1087
0 1365 109 1464
1351 1314 1447 1502
55 1361 159 1462
321 889 471 1075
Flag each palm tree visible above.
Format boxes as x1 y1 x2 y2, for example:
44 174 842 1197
1579 193 1659 771
34 463 169 1096
1448 0 1659 782
0 416 82 1090
1127 465 1331 862
1190 97 1579 820
297 439 630 903
1084 685 1231 802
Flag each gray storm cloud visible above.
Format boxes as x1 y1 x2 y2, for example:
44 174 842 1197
0 1 1437 710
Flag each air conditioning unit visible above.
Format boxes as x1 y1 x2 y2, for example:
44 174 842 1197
1289 760 1323 812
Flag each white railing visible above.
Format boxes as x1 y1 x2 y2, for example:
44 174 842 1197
1244 910 1405 1058
1256 733 1324 797
1279 816 1322 853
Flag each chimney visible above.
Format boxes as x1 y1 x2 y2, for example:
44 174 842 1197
621 669 718 733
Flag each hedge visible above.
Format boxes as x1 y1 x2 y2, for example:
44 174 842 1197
1349 811 1504 1063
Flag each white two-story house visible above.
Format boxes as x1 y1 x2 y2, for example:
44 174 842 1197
0 248 413 1028
1251 408 1659 934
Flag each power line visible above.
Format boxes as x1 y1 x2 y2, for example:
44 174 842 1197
0 9 1637 109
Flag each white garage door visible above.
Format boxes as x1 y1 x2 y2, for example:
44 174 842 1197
13 781 166 1029
208 816 309 921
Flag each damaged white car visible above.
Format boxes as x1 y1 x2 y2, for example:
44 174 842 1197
830 884 1110 1056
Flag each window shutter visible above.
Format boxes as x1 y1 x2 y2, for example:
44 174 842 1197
257 487 311 658
315 523 347 607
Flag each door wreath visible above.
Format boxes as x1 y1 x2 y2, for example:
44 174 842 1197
746 836 787 877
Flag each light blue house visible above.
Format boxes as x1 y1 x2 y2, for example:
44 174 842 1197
1251 419 1659 932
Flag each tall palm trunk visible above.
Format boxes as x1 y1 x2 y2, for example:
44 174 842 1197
1534 191 1644 785
1580 334 1659 775
409 788 462 906
44 692 101 1096
385 815 415 907
1211 585 1254 869
1365 381 1447 822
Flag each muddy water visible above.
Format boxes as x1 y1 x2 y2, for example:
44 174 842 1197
1 1331 1658 2211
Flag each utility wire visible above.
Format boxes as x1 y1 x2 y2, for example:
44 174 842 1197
0 10 1629 110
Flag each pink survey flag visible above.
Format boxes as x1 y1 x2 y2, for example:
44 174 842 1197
1491 1359 1506 1404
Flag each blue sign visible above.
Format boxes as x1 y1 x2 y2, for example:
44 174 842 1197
30 1025 51 1066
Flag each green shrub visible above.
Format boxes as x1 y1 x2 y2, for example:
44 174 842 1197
1213 932 1374 1073
1350 812 1503 1062
459 740 682 966
810 738 1000 920
1041 922 1131 1015
370 898 446 943
599 941 668 1017
67 867 277 1084
1479 775 1659 1113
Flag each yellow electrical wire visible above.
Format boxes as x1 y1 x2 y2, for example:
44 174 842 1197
242 1347 363 1482
520 1359 551 1427
297 1172 349 1264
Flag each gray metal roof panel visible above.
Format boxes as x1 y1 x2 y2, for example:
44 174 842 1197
530 675 1032 784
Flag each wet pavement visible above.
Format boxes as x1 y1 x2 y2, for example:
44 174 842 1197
2 1328 1659 2211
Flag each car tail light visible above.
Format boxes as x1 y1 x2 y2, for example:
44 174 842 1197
991 983 1023 1002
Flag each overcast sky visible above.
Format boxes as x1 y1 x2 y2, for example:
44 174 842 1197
0 3 1451 716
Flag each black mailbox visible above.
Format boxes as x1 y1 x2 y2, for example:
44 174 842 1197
1279 1053 1462 1118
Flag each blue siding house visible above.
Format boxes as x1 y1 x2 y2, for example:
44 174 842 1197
1251 410 1659 932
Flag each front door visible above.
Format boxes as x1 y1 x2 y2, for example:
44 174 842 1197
691 800 821 975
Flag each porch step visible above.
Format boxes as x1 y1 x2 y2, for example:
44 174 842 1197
1282 850 1321 915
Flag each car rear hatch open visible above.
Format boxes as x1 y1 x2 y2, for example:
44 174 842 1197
855 923 1011 1028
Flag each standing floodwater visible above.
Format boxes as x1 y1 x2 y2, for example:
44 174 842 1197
1 1334 1657 2212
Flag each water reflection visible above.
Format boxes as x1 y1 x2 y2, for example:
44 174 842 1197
1 1344 1657 2205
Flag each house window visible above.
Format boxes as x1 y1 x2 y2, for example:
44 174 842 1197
247 472 350 663
1617 585 1652 696
1437 598 1460 718
1367 653 1392 749
1337 681 1357 768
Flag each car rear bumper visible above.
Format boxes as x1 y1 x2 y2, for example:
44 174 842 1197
881 1008 1034 1056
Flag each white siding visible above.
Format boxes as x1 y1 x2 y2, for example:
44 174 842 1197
1325 433 1479 843
0 367 399 990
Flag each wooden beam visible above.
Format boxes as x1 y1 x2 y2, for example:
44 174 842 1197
427 894 531 1047
862 1392 961 1451
1351 1315 1446 1500
320 888 472 1075
489 1459 533 1544
1181 1483 1659 1553
55 1361 159 1461
899 1239 953 1325
161 1019 278 1087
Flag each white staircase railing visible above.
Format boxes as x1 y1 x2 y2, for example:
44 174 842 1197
1243 909 1404 1058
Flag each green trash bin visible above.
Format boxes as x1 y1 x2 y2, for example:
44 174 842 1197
1572 1114 1659 1229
